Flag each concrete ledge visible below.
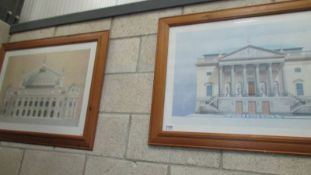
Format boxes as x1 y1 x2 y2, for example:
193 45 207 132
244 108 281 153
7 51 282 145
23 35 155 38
10 0 216 34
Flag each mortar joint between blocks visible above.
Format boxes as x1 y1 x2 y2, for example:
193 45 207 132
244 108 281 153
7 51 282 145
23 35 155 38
82 155 88 175
17 149 25 175
167 165 171 175
219 150 223 169
136 36 143 72
124 114 133 158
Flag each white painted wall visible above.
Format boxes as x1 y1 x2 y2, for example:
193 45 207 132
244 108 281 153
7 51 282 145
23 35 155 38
20 0 148 22
0 20 9 44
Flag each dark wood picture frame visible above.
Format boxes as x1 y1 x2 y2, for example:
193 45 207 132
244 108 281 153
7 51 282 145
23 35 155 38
149 0 311 155
0 31 109 150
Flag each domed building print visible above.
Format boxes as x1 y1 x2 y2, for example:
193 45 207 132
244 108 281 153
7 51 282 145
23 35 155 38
0 64 80 126
0 48 90 127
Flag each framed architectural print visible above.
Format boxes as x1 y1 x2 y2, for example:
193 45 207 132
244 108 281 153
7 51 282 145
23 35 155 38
0 31 109 149
149 0 311 155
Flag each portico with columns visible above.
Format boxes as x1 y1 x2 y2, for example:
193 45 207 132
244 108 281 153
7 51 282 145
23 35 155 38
218 61 286 97
195 45 311 115
0 64 81 126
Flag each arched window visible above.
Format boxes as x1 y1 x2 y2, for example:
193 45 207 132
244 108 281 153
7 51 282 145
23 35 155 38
44 110 47 117
38 110 41 117
16 110 19 116
32 110 36 117
296 82 304 96
205 83 213 96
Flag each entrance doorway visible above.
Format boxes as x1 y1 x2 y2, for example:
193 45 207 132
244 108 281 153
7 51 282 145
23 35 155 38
248 82 255 96
248 101 256 114
235 101 243 114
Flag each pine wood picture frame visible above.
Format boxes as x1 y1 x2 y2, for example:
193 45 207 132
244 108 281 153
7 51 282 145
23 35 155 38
0 31 109 150
149 0 311 155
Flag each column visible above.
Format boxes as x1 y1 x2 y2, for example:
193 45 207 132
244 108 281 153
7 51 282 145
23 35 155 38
268 63 273 96
219 66 223 96
243 65 247 96
281 63 287 96
231 65 235 96
256 64 260 96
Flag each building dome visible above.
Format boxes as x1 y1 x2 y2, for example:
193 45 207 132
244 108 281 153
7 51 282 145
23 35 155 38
23 65 62 88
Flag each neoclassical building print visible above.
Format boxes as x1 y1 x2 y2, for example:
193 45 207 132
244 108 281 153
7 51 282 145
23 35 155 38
195 45 311 115
0 64 81 125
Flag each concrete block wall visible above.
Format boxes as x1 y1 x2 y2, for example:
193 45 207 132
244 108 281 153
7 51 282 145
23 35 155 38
1 0 311 175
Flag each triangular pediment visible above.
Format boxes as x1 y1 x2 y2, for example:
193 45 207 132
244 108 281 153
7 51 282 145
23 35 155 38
222 45 284 60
